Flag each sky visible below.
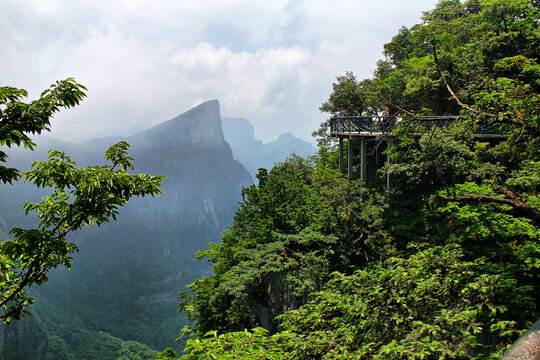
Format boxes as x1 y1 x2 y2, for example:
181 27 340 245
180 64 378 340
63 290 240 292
1 0 438 143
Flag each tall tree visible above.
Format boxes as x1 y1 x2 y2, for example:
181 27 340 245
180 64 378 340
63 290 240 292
319 71 365 115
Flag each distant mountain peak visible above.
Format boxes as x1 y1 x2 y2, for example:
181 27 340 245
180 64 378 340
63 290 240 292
277 132 294 139
130 99 224 147
221 117 316 178
185 99 220 114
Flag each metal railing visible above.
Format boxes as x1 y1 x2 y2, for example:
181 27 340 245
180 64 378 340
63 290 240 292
329 116 503 136
330 116 397 134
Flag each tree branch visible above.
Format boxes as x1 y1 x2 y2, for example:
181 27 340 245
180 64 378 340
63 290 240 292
0 265 44 308
444 191 540 227
430 41 532 134
430 41 496 118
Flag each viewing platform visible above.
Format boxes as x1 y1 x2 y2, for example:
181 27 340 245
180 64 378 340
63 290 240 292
330 115 506 138
329 115 507 185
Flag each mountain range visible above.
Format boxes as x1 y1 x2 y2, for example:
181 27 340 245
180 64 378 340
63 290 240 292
221 116 316 178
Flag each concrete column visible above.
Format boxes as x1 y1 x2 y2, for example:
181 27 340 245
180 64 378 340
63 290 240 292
360 138 367 180
339 137 344 174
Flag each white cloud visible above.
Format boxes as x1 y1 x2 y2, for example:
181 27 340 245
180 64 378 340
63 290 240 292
1 0 437 143
167 42 314 125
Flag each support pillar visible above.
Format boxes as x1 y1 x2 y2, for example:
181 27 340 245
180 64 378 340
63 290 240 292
360 138 367 180
348 136 353 179
339 137 344 174
375 140 381 167
386 138 394 189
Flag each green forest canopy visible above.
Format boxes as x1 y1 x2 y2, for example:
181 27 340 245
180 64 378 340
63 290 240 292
173 0 539 359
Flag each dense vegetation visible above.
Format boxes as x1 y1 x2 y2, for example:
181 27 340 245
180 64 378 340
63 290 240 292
1 315 158 360
174 0 539 358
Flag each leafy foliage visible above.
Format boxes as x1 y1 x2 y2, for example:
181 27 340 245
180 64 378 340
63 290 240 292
0 80 165 323
0 78 87 184
276 245 522 359
319 71 365 115
179 244 535 359
181 328 286 360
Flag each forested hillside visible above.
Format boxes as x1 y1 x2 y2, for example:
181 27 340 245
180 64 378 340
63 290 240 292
173 0 539 358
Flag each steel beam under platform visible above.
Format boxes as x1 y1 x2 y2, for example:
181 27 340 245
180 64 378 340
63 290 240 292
337 134 394 188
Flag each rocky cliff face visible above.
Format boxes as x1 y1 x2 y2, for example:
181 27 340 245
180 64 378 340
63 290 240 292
125 100 251 237
0 100 252 358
